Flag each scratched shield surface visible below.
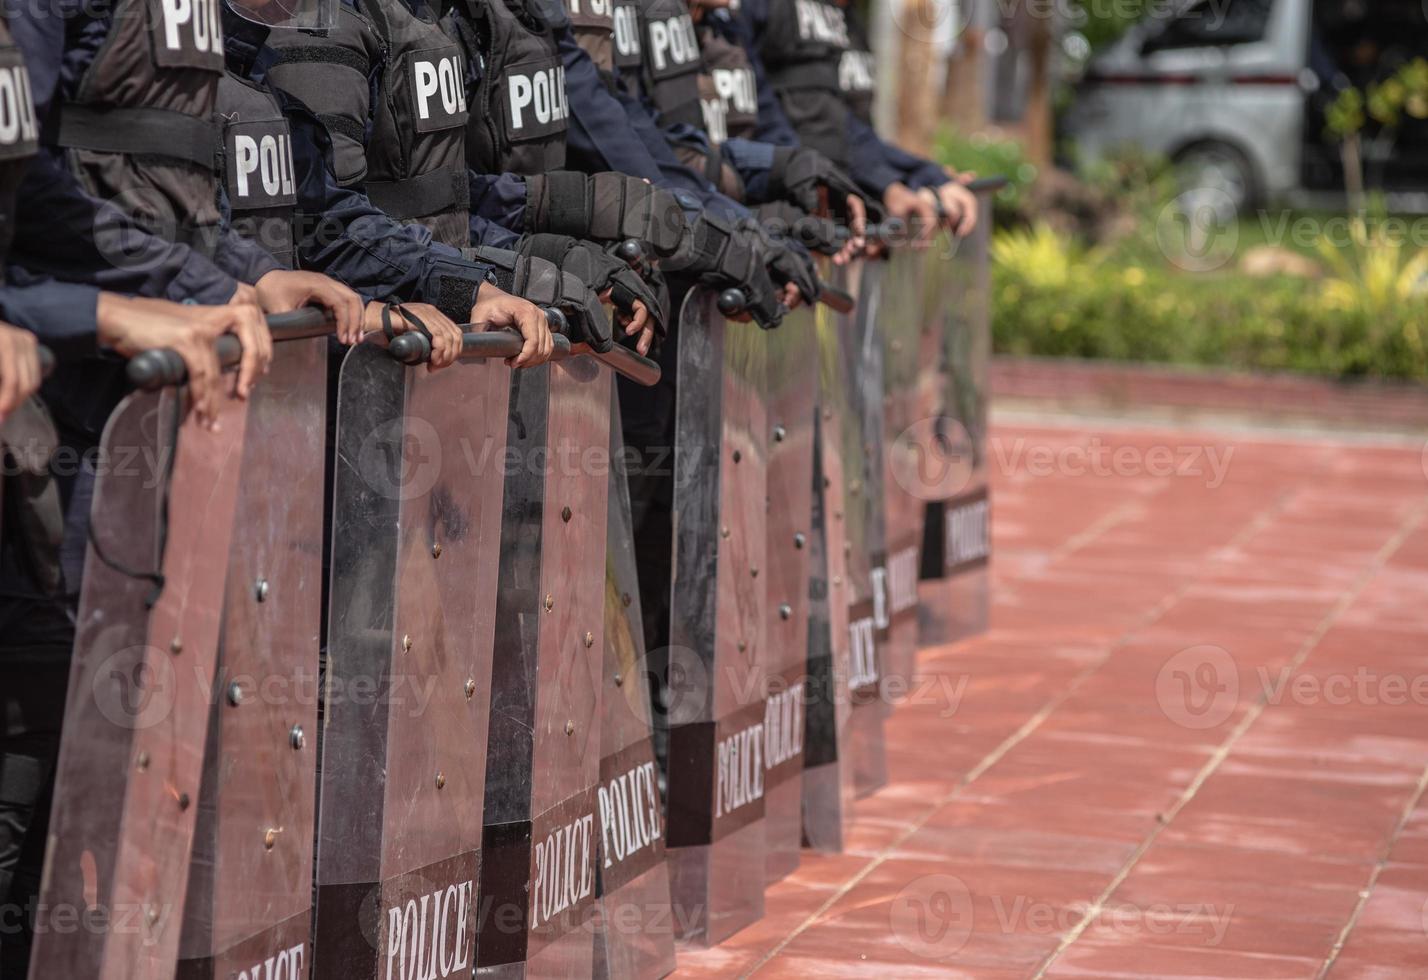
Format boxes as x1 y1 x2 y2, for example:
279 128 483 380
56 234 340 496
917 221 992 646
176 337 327 980
801 295 856 855
759 301 817 886
313 339 510 980
664 288 769 946
833 263 889 799
592 389 676 980
477 357 612 979
875 250 931 690
30 384 249 980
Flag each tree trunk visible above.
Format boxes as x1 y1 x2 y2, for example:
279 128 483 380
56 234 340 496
895 0 940 156
942 26 987 135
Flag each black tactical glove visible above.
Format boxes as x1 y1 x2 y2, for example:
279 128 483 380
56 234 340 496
522 233 669 343
524 171 687 257
764 235 820 307
469 245 613 353
757 200 842 257
767 146 867 223
662 212 785 330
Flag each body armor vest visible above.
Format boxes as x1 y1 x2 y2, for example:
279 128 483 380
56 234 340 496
269 0 471 247
216 74 297 266
445 0 567 176
760 0 849 167
840 8 875 124
0 19 39 274
635 0 702 129
53 0 225 254
696 24 757 142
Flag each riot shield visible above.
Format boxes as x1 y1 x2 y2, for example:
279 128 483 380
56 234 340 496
174 332 328 979
310 333 513 980
917 218 993 646
838 263 889 798
760 302 817 886
874 250 932 690
28 378 251 979
591 389 675 980
475 354 613 979
662 288 768 947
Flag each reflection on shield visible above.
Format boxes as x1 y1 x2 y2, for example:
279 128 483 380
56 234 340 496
312 338 510 980
918 220 993 646
662 289 768 946
591 388 675 980
476 357 612 979
175 336 327 979
30 383 250 979
759 302 817 886
874 252 933 690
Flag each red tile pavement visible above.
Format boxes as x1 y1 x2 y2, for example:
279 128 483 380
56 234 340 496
671 421 1428 979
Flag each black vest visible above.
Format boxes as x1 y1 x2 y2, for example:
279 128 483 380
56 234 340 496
445 0 568 176
840 8 875 124
697 24 757 142
0 20 39 275
635 0 702 129
216 73 297 267
760 0 849 167
54 0 226 253
269 0 472 248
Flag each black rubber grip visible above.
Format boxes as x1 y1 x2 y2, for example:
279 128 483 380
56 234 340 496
717 288 747 317
966 175 1009 193
125 306 334 389
388 330 528 365
596 343 661 387
614 239 644 267
817 283 855 314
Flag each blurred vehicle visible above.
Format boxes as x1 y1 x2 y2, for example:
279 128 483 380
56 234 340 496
1063 0 1428 210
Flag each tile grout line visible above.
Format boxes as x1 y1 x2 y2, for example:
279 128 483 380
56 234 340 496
1315 763 1428 979
738 484 1300 978
1028 494 1428 980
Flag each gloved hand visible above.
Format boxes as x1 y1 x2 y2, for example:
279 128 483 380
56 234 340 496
525 171 687 257
662 212 785 329
470 244 613 353
767 147 867 223
763 235 820 309
757 201 842 257
522 233 668 346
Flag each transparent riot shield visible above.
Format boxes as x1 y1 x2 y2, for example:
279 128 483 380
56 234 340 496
662 288 768 947
759 302 816 886
28 376 251 979
917 217 992 646
310 332 514 980
174 332 328 979
475 354 614 980
838 263 889 798
874 250 932 689
591 389 676 980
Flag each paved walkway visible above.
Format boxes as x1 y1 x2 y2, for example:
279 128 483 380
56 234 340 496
674 420 1428 979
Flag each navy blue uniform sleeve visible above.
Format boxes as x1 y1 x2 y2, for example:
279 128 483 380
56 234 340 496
9 0 241 304
721 137 776 203
468 173 525 249
721 3 798 146
0 272 100 360
879 139 949 190
282 99 495 307
212 225 283 284
846 114 907 197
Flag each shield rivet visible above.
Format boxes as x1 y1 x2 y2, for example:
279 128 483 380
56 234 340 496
169 637 183 656
561 506 573 523
737 641 747 653
850 480 862 495
613 673 623 687
178 792 191 812
834 511 843 521
823 477 831 488
844 541 852 555
823 408 833 421
227 683 243 707
565 720 575 736
254 578 269 603
773 425 787 442
621 593 632 607
289 725 305 751
584 631 594 648
750 567 759 578
720 526 730 538
264 828 279 850
544 594 555 612
465 678 477 700
432 542 443 559
136 751 150 771
780 603 792 620
732 450 742 463
834 575 843 586
794 533 806 549
435 772 446 790
891 339 903 353
402 634 413 653
147 908 160 927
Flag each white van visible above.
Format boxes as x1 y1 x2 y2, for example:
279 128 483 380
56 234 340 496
1063 0 1428 209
